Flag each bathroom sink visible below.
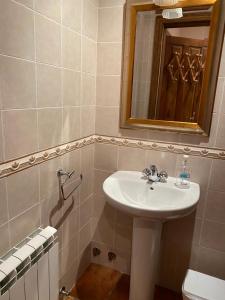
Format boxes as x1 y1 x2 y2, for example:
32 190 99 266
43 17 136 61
103 171 200 221
103 171 200 300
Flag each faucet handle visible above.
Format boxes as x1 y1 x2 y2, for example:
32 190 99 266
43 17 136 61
158 170 168 183
142 168 150 176
149 165 158 175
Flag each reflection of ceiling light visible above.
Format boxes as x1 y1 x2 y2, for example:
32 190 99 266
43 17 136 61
154 0 179 6
162 8 183 19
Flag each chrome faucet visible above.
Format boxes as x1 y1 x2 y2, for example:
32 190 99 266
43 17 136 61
143 165 168 183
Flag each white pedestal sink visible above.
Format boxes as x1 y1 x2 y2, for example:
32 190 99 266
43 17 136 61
103 171 200 300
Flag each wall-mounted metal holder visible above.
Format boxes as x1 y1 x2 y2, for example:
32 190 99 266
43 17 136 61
108 252 116 261
92 247 101 257
57 169 83 201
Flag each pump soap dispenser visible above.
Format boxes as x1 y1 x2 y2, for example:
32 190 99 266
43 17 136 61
175 155 190 189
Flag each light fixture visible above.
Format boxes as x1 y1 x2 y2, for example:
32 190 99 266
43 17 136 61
162 8 183 19
154 0 179 6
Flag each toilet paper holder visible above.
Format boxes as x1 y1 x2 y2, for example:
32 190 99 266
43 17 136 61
57 169 83 201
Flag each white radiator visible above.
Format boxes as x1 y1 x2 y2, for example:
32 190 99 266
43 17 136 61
0 226 59 300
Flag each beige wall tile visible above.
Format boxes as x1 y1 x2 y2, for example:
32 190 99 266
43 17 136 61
220 79 225 115
99 0 125 6
37 64 61 107
219 41 225 77
98 7 123 42
93 194 107 219
35 15 61 66
209 160 225 192
62 208 79 247
146 150 177 177
96 76 121 106
201 220 225 252
62 0 82 32
113 249 131 274
62 28 81 71
7 167 39 219
9 204 40 245
93 204 116 247
213 78 225 114
119 128 148 140
82 144 94 173
81 106 95 137
81 145 94 202
34 0 61 22
38 108 63 149
79 221 92 253
60 259 78 291
196 246 225 280
94 169 112 198
205 190 225 223
62 150 81 178
95 143 118 171
62 70 81 106
118 146 146 171
3 109 38 160
81 145 94 201
16 0 34 8
39 157 63 200
97 43 122 75
0 179 8 226
114 224 132 252
0 56 36 109
91 0 99 6
61 234 79 275
215 113 225 148
0 223 10 256
0 0 35 59
40 192 61 228
83 0 98 40
82 74 96 105
62 107 81 143
95 107 119 136
115 209 133 228
80 195 93 228
82 37 97 75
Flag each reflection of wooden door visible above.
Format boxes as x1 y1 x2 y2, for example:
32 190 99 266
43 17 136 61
157 36 208 122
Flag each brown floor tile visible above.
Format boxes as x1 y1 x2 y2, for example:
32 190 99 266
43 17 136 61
108 274 130 300
70 264 182 300
71 263 122 300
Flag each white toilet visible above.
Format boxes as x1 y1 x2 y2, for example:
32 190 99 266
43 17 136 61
183 269 225 300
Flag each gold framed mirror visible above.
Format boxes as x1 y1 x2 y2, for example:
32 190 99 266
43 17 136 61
120 0 225 135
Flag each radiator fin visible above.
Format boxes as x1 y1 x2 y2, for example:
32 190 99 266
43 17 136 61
9 276 25 300
25 264 38 300
49 243 59 300
37 252 50 300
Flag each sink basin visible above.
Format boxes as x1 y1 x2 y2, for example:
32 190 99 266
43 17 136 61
103 171 200 221
103 171 200 300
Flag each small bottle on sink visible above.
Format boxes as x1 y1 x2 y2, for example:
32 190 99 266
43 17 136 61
175 155 190 189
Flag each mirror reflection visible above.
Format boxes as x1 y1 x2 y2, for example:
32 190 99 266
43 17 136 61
131 11 210 123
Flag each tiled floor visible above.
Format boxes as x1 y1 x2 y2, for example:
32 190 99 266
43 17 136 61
70 264 182 300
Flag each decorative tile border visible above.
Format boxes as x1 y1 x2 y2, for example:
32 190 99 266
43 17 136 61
0 136 95 179
94 135 225 160
1 134 225 178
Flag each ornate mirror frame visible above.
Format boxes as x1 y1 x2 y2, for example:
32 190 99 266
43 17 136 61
120 0 225 135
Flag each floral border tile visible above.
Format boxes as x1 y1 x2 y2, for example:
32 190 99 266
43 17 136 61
1 134 225 179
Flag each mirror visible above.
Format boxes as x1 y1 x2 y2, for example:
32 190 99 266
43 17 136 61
120 0 225 135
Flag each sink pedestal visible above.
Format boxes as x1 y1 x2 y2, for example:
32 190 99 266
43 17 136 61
129 218 162 300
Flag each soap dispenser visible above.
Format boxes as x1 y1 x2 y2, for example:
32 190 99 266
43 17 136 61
175 155 190 189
